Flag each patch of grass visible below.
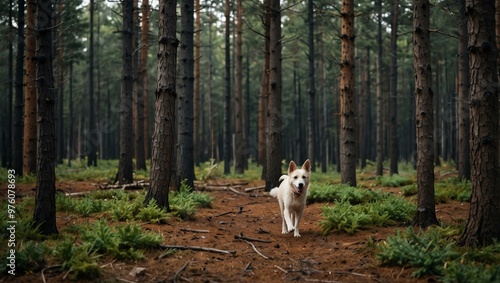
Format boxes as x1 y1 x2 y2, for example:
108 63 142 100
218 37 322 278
319 194 415 235
377 227 459 277
376 227 500 281
169 180 214 219
401 183 417 196
53 240 101 280
0 241 49 275
441 262 500 283
79 219 163 261
74 197 111 217
375 174 414 187
308 184 385 204
435 178 471 203
136 199 169 224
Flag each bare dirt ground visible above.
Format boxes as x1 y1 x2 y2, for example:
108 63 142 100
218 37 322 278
4 178 469 283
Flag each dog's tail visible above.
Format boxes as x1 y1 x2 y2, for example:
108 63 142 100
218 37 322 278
279 175 288 182
270 187 279 198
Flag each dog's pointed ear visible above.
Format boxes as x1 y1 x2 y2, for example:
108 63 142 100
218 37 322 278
302 159 311 172
288 160 297 174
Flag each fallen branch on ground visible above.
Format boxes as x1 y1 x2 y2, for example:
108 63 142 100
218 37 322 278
234 234 272 243
180 228 210 233
245 185 265 192
173 259 192 283
158 244 236 256
242 240 269 260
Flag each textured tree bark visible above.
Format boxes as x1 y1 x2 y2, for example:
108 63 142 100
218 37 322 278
234 0 245 175
375 0 384 177
459 0 500 247
307 0 316 172
142 0 151 160
176 0 196 189
389 0 399 176
258 0 270 173
457 0 470 180
339 0 357 187
144 0 178 210
223 0 231 175
117 0 134 184
411 0 439 228
33 0 58 235
23 0 37 176
265 0 282 191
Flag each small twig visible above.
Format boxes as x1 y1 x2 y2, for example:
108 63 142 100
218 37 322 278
180 228 210 233
275 265 288 273
245 185 265 192
243 240 269 260
229 187 247 195
116 278 136 283
173 259 192 283
159 244 236 255
244 262 253 272
234 234 272 243
41 265 62 283
215 211 234 217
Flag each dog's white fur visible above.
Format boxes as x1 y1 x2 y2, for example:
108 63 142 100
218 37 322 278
270 159 311 237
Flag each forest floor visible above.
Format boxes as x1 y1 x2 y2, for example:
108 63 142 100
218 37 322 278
5 174 469 283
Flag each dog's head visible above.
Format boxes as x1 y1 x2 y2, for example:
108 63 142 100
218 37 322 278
288 159 311 195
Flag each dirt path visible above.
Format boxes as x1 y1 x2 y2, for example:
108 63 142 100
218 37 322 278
10 179 468 282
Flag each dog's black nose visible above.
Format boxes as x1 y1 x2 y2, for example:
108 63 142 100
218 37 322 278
298 183 304 189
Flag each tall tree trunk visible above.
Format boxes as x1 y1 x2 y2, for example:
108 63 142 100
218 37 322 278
234 0 245 174
194 0 200 165
339 0 357 186
307 0 316 171
258 0 270 172
459 0 500 247
142 0 151 160
433 54 441 166
375 0 384 176
177 0 196 188
223 0 231 175
457 0 470 181
359 48 368 169
117 0 134 185
265 0 282 191
411 0 439 228
56 0 64 164
389 0 399 175
87 0 97 167
135 0 147 171
13 0 25 174
208 3 215 160
6 0 13 168
68 63 74 166
144 0 178 210
33 0 58 235
23 0 37 175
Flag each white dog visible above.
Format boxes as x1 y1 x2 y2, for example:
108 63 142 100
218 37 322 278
270 159 311 237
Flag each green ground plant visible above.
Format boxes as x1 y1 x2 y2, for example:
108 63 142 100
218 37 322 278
0 241 49 275
375 174 414 187
318 186 415 235
376 227 500 281
53 240 101 280
308 183 385 204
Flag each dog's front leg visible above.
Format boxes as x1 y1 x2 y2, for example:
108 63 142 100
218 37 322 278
293 211 303 237
283 208 295 232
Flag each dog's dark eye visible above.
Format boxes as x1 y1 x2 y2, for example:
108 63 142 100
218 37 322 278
303 176 307 179
294 176 298 179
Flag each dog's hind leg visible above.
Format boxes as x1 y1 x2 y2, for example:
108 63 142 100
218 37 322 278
278 200 288 234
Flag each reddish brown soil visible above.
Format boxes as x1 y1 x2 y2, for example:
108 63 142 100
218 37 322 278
3 179 469 283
